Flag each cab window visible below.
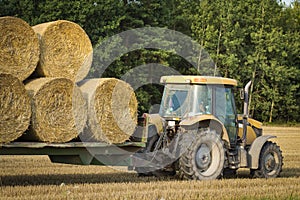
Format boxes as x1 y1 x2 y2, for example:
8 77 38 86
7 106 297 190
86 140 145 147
215 86 237 144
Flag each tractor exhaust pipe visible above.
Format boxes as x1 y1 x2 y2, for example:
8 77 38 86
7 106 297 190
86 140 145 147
242 81 252 147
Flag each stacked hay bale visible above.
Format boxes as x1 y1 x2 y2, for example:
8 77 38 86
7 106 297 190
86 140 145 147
78 78 138 144
32 20 138 144
0 17 91 143
22 20 92 142
0 17 138 144
23 78 86 143
0 16 38 143
0 16 40 81
0 74 31 143
33 20 93 82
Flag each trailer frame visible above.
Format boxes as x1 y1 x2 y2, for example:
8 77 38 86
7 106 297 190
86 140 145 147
0 142 145 166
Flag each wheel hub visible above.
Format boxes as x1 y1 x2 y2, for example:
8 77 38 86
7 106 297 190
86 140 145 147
195 144 211 171
264 153 276 171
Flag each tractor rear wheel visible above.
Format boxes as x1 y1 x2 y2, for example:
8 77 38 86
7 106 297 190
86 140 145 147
179 130 225 180
250 141 283 178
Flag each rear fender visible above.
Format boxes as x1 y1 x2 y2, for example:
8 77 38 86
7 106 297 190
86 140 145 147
248 135 276 169
143 113 164 135
179 115 230 145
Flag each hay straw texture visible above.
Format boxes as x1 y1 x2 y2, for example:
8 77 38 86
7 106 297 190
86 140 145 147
0 16 40 81
33 20 93 82
79 78 138 143
24 77 87 143
0 73 31 143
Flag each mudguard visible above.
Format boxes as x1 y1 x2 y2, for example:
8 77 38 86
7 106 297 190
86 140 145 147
179 114 230 145
144 113 164 134
248 135 276 169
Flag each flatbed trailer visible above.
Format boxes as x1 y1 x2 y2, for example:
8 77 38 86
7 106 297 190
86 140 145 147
0 142 145 167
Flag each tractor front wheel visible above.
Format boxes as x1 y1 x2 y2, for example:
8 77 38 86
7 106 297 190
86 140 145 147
250 141 283 178
179 130 225 180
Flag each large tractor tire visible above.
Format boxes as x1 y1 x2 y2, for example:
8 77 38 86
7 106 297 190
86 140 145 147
250 141 283 178
179 130 225 180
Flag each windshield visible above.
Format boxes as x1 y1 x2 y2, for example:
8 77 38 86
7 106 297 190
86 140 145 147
159 84 212 118
159 84 192 118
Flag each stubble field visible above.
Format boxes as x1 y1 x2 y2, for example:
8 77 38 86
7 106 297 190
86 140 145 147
0 127 299 200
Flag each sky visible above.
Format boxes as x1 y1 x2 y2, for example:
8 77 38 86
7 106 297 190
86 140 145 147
281 0 294 5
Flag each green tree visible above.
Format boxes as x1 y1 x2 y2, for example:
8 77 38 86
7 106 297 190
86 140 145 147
1 0 299 121
190 0 299 122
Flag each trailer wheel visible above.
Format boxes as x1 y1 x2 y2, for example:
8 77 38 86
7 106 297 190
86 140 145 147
250 141 283 178
179 130 225 180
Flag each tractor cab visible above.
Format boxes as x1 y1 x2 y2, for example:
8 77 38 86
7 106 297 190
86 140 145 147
159 76 238 146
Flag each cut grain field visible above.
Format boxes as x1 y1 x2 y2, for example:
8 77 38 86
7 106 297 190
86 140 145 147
0 127 299 200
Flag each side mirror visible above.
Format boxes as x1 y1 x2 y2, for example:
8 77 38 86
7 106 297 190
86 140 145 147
240 89 244 100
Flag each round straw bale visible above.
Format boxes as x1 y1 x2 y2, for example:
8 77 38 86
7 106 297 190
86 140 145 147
0 73 31 143
32 20 93 82
78 78 138 143
24 77 87 143
0 16 39 81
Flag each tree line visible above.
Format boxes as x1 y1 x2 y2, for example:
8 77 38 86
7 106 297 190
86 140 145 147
1 0 299 123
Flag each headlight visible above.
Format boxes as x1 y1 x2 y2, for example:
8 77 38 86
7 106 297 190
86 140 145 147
168 120 176 127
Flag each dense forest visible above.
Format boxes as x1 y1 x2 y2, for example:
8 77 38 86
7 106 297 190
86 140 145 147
1 0 299 123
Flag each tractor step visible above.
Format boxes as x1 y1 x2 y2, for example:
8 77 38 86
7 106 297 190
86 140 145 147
227 149 240 169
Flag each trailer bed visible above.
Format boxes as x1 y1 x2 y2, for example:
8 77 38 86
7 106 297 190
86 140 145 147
0 142 145 166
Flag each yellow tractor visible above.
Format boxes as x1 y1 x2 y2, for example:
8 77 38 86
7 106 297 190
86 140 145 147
132 75 283 180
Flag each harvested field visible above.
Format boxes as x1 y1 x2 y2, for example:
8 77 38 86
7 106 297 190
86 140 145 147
0 127 299 199
0 74 31 143
33 20 92 82
23 77 86 143
0 16 40 81
78 78 138 143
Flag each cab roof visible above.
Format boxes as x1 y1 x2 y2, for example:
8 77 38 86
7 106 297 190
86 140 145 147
160 75 238 86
